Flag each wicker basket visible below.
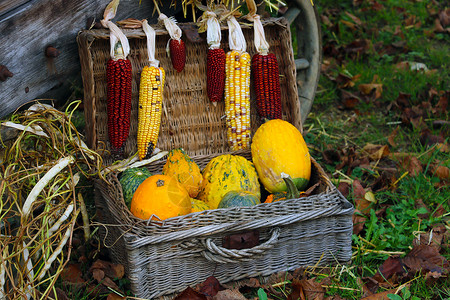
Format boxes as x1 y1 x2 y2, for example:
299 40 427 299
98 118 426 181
78 17 354 299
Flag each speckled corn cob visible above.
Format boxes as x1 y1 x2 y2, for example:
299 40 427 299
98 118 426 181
137 65 166 160
225 50 251 151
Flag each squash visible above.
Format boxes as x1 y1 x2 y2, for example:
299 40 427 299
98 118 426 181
218 191 260 208
191 198 210 213
130 174 191 220
265 174 304 203
119 167 152 208
197 154 260 209
162 148 203 198
251 119 311 193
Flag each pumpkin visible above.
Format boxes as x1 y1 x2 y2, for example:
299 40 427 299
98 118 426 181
191 198 210 213
119 167 152 208
162 148 203 198
251 119 311 193
197 154 260 209
130 174 191 220
265 174 304 203
218 191 260 208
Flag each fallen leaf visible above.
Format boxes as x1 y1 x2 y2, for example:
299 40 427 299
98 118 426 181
297 278 325 300
198 276 223 297
89 260 125 280
387 126 399 147
358 83 383 100
439 9 450 27
413 225 447 251
372 256 407 284
361 289 399 300
175 287 207 300
361 277 378 296
431 165 449 180
345 11 362 25
432 203 446 218
353 180 372 215
362 144 390 161
337 182 351 198
353 210 366 235
101 276 121 291
420 129 445 147
336 73 356 88
107 293 126 300
213 289 247 300
61 263 85 284
92 269 105 283
344 39 371 57
288 278 306 300
398 155 423 176
340 90 361 109
436 143 449 153
403 245 450 275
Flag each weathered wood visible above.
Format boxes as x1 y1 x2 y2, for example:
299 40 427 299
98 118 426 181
0 0 31 18
0 0 180 118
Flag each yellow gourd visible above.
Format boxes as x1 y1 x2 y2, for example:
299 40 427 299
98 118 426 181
162 148 203 198
251 119 311 193
197 154 260 209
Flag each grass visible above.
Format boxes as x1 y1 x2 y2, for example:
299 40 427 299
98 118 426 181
293 0 450 298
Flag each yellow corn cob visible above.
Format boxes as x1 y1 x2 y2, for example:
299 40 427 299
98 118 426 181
137 65 166 160
225 50 251 151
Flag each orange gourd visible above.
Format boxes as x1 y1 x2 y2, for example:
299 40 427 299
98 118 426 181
130 174 191 220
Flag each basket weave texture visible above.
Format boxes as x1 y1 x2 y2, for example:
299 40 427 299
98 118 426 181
78 17 354 300
94 151 353 299
77 18 301 156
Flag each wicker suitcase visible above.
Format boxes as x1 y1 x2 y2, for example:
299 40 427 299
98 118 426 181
77 17 354 299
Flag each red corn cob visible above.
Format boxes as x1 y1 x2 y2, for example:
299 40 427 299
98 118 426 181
251 53 282 120
169 39 186 72
207 48 226 103
106 58 132 150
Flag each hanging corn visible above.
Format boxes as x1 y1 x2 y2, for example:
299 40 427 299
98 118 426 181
159 13 186 72
101 0 132 152
246 0 282 120
203 10 226 104
137 20 166 160
225 16 251 151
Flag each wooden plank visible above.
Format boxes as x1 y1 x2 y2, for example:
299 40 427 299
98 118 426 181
0 0 31 18
0 0 180 118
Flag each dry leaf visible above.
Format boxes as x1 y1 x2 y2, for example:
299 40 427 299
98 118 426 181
388 126 399 147
299 278 325 300
372 256 406 284
362 144 390 161
92 268 105 283
107 293 126 300
61 263 85 284
398 155 423 176
345 11 362 25
47 287 69 300
89 260 125 280
288 278 306 300
353 180 372 215
340 90 361 109
361 288 399 300
353 210 366 235
198 276 223 297
432 165 449 180
413 225 446 251
403 245 450 276
175 287 207 300
358 83 383 99
213 289 247 300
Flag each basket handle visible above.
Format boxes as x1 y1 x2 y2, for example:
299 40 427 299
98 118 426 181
198 227 280 264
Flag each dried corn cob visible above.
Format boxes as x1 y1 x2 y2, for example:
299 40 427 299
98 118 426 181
225 50 251 151
169 39 186 72
106 47 132 150
203 11 225 103
101 1 132 153
137 66 166 160
137 20 166 160
207 48 226 103
252 52 281 119
225 16 251 151
247 10 282 120
159 13 186 72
